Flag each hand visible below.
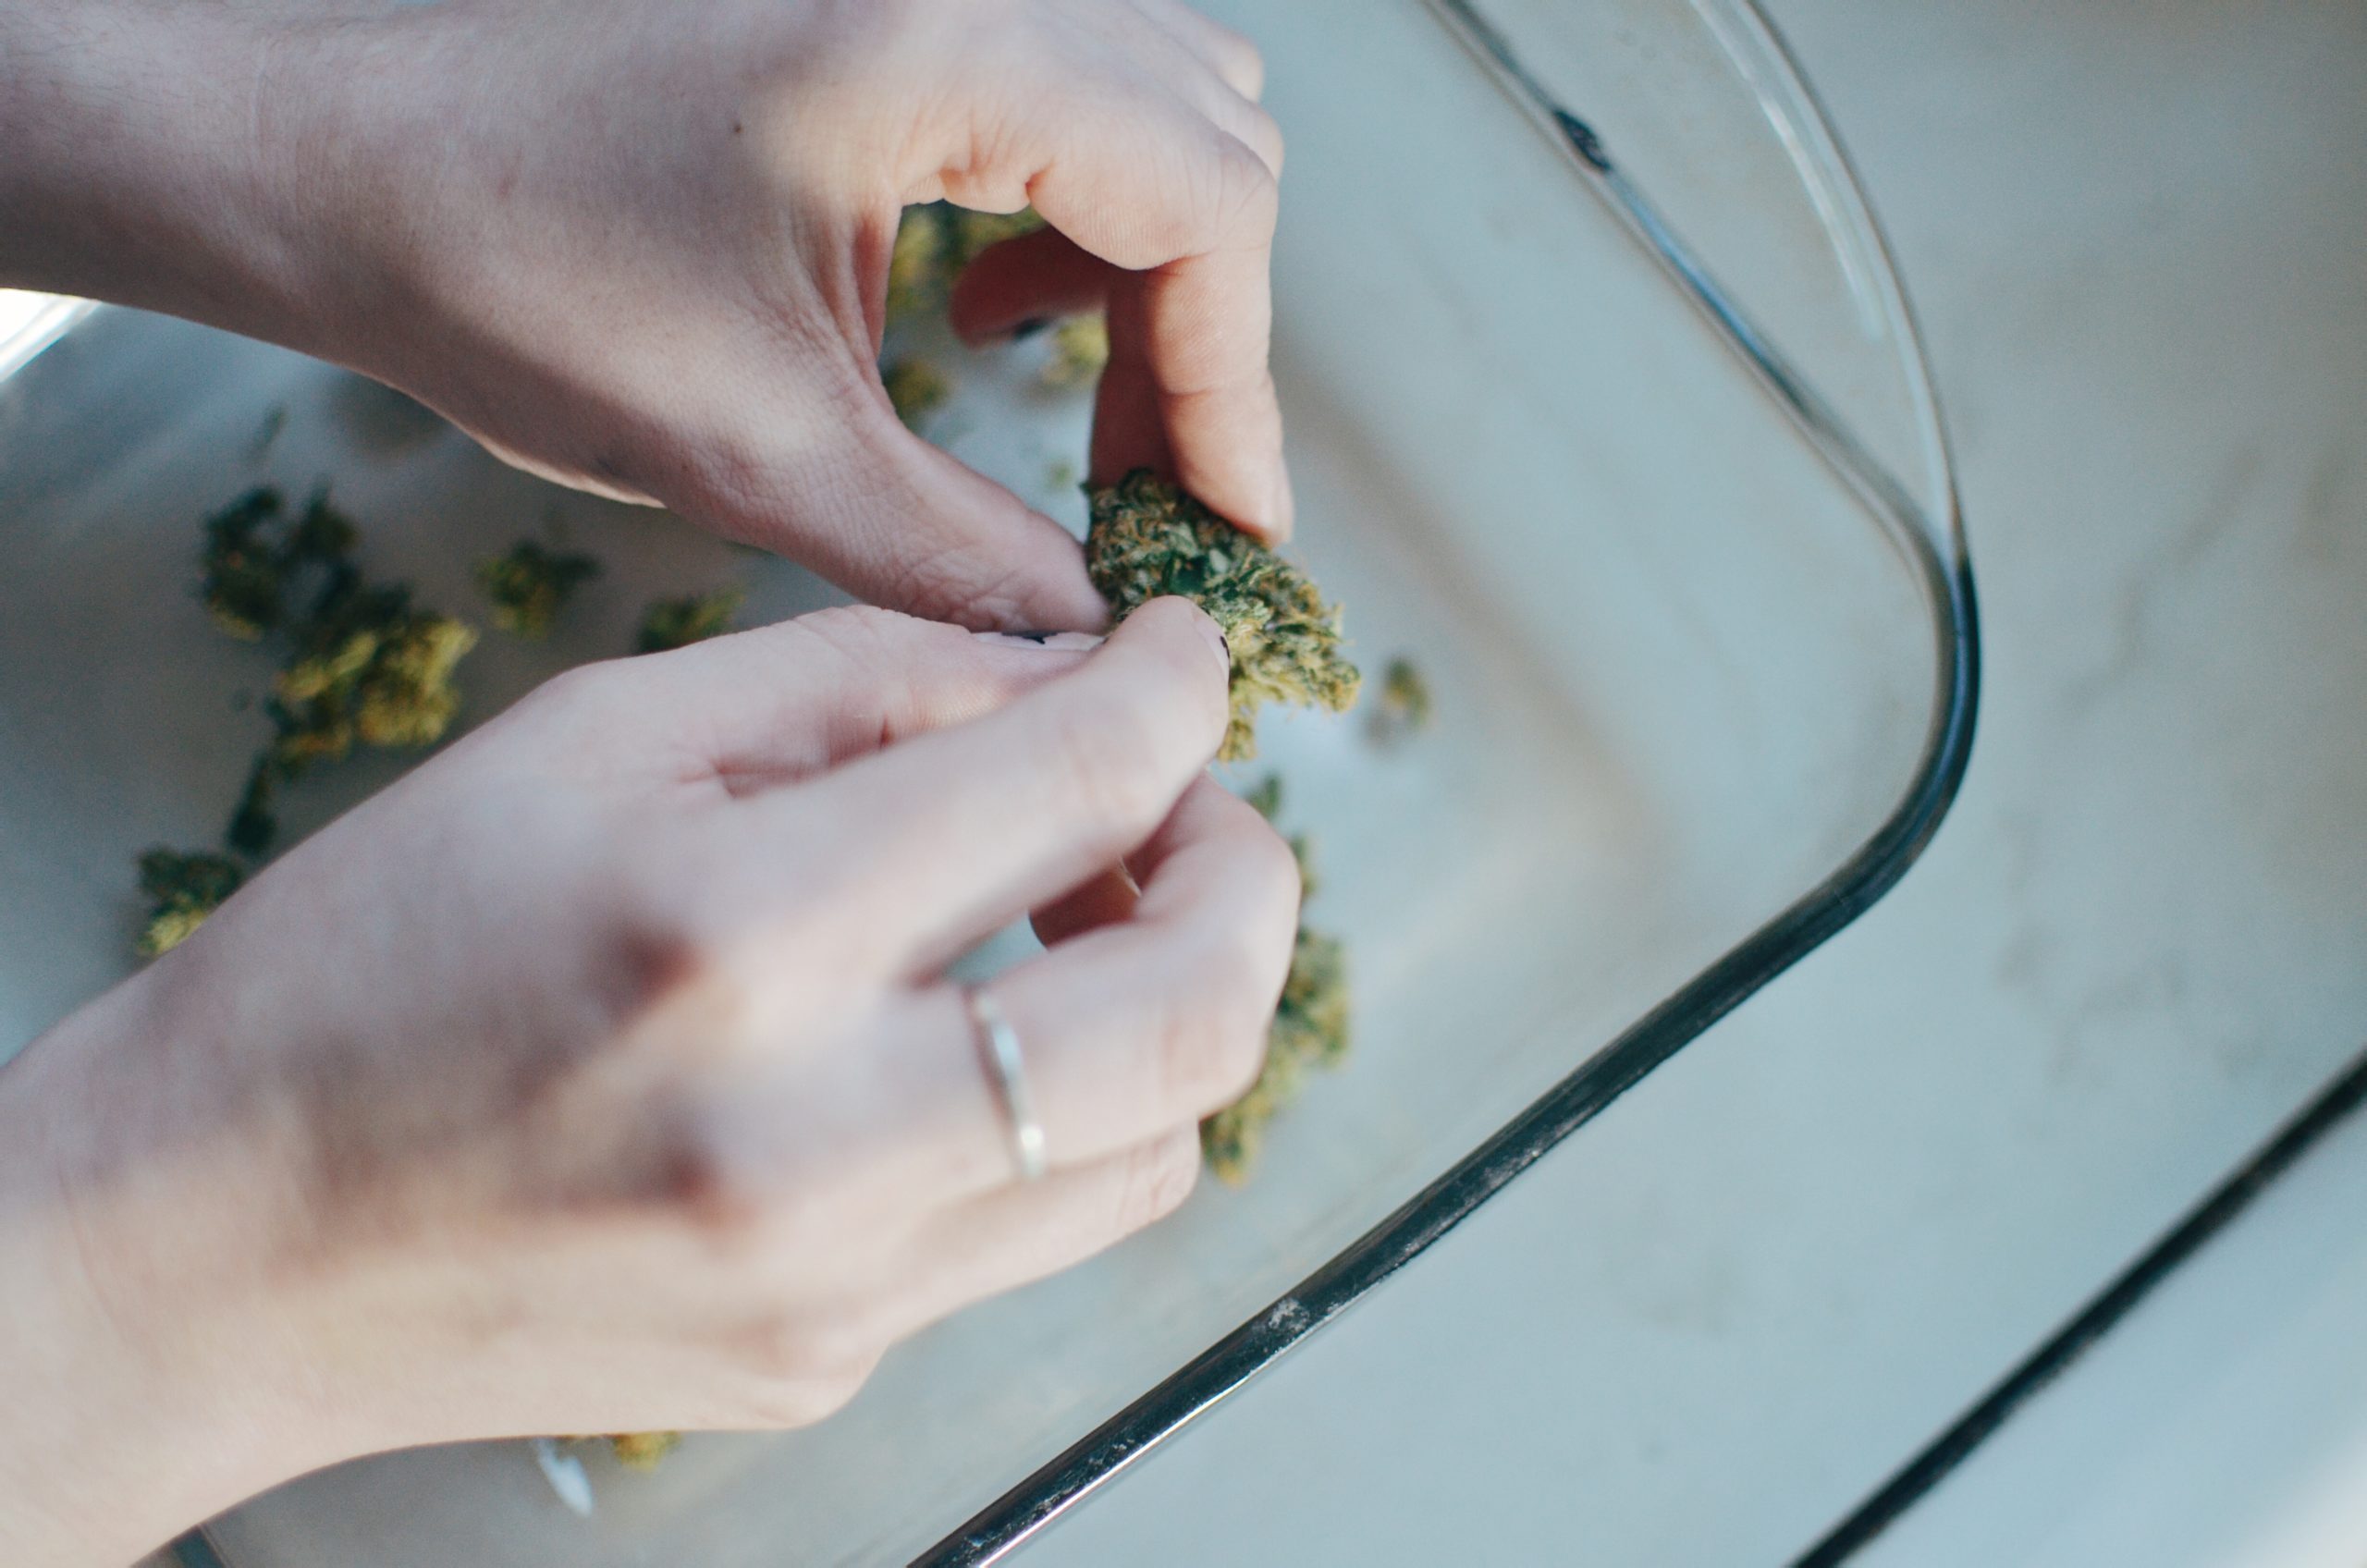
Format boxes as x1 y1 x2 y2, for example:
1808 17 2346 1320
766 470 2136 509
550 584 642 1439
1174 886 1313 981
0 0 1289 631
0 599 1299 1565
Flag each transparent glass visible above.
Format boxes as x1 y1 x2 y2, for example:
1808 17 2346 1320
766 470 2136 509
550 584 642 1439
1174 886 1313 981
0 3 1971 1564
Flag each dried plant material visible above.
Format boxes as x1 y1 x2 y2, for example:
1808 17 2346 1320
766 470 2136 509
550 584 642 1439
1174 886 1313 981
475 540 602 640
197 490 480 859
605 1431 682 1471
884 203 1049 329
634 588 743 655
882 356 950 431
1202 777 1351 1183
1367 655 1434 746
1040 315 1109 391
1086 471 1360 762
134 849 246 956
199 486 353 640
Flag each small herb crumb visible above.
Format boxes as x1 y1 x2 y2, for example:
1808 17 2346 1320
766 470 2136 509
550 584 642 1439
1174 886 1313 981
1040 315 1109 391
882 357 950 431
1367 656 1434 745
635 588 743 654
135 848 246 957
475 540 602 640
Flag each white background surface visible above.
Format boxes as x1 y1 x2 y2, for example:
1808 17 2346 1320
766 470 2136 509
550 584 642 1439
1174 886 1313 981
1010 1 2367 1564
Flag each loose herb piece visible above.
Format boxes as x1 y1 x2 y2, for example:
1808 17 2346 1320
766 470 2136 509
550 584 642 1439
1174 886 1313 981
881 356 950 431
199 486 352 640
1202 778 1352 1182
134 849 246 957
1086 471 1361 762
635 587 743 654
1040 315 1109 391
475 540 602 640
1367 655 1434 746
604 1431 682 1471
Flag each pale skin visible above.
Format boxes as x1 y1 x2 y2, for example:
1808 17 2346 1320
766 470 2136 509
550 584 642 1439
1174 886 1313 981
0 1 1299 1562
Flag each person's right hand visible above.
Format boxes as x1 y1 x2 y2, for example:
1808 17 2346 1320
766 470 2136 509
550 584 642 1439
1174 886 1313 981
1 0 1287 631
0 598 1299 1566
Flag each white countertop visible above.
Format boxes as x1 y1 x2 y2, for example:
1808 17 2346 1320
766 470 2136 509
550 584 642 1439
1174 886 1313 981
1009 1 2367 1562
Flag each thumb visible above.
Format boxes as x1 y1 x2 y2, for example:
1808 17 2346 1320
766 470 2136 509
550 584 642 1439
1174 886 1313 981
729 389 1108 634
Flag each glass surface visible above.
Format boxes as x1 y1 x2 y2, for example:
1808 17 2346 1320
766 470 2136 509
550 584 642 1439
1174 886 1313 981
0 3 1967 1564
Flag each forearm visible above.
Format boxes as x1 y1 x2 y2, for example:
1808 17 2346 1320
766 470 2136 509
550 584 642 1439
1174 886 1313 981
0 1 379 356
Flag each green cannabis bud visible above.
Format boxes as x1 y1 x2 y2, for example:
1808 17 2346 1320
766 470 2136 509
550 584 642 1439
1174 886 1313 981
134 849 247 957
882 356 951 431
1086 471 1361 762
475 540 602 640
1202 778 1352 1182
634 587 743 654
1040 315 1110 391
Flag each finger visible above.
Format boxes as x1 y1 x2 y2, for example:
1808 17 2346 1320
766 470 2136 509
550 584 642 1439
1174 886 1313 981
1133 0 1268 101
1088 276 1174 491
990 91 1291 538
947 227 1117 346
548 608 1104 791
878 1130 1201 1340
689 370 1109 631
890 774 1300 1193
767 596 1233 966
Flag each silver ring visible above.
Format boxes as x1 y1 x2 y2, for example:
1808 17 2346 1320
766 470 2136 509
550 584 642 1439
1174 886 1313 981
963 986 1047 1182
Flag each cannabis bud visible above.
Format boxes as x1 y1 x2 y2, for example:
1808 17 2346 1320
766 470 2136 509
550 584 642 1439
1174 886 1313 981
1201 778 1351 1182
634 588 743 654
134 849 247 957
1086 471 1361 761
475 540 602 640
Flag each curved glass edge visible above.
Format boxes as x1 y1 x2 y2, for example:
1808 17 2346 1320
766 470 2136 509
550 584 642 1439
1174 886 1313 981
918 4 1981 1562
0 291 96 386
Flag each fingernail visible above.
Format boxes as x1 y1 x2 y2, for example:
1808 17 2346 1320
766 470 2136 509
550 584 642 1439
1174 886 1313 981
974 629 1106 651
1007 317 1051 342
1268 467 1296 540
1192 609 1233 675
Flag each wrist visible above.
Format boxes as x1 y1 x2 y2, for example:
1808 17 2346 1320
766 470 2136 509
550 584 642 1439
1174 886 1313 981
0 965 327 1562
0 2 406 366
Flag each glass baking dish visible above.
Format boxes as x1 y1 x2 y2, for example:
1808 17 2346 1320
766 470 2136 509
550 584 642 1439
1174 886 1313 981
0 1 1974 1562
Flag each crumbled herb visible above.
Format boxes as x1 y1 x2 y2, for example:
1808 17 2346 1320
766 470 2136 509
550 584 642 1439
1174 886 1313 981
634 588 743 654
882 357 950 431
1203 777 1351 1182
1367 656 1434 746
133 849 246 957
1040 315 1109 391
604 1431 682 1471
199 486 353 640
475 540 602 640
884 203 1049 329
1044 459 1079 494
188 487 476 864
1086 471 1360 762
